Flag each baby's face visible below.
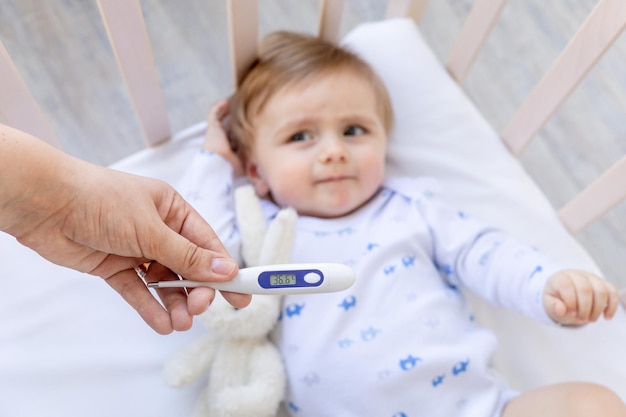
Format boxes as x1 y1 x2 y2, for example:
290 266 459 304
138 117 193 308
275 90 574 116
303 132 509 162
245 70 387 218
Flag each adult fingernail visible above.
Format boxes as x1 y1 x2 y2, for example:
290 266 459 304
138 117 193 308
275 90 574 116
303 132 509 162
211 258 237 276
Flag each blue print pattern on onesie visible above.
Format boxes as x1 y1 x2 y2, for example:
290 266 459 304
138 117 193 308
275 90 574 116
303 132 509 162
179 153 569 416
285 303 304 318
529 265 543 279
453 359 471 375
361 326 382 341
399 355 422 371
384 264 396 275
338 295 356 311
288 402 300 413
432 374 445 387
265 178 560 417
402 255 416 267
366 242 380 252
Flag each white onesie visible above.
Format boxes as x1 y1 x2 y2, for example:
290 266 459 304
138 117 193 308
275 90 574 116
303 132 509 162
180 151 563 417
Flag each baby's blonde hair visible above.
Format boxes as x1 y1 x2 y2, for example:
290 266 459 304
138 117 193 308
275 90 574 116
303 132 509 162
227 30 394 165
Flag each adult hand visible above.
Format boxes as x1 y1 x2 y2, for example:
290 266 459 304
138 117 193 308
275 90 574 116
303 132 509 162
1 124 250 334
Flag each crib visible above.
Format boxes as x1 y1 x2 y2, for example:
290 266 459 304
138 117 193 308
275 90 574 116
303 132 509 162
1 1 626 416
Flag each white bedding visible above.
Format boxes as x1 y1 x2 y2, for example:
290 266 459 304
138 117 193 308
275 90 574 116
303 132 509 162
1 18 624 416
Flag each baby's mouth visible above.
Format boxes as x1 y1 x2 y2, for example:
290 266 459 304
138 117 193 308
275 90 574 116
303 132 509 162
315 175 353 184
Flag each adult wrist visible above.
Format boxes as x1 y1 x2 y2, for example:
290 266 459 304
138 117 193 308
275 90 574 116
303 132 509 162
0 125 77 238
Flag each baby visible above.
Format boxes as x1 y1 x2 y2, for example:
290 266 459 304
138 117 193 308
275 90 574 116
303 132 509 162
183 31 625 417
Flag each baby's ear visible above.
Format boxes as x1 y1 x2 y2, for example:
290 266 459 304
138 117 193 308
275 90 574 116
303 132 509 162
246 162 270 197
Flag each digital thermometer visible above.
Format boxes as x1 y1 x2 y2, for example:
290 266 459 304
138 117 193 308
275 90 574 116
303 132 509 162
146 263 355 295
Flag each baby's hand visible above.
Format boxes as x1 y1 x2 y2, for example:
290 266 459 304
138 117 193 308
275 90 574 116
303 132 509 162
203 99 244 177
543 269 619 326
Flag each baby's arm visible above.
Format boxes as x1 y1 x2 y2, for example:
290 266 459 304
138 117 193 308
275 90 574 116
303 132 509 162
543 270 620 325
203 99 244 177
176 99 244 261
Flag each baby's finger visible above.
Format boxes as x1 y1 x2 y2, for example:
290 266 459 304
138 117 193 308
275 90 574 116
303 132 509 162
210 99 229 122
604 290 619 320
570 273 595 320
552 275 579 315
550 297 568 319
588 284 610 322
601 281 620 320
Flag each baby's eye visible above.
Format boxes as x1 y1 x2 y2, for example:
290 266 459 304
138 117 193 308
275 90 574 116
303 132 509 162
289 131 312 142
343 125 365 136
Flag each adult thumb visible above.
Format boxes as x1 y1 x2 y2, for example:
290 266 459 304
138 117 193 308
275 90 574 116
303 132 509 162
147 222 238 282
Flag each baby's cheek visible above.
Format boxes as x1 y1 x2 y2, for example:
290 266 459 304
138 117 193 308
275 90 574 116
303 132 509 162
269 167 307 202
269 184 300 209
364 162 385 190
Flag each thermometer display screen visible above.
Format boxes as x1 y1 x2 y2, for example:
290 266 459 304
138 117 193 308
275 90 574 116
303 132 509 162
269 273 297 286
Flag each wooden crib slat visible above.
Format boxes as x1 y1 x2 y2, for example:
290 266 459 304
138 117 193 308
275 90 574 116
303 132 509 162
446 0 508 84
227 0 259 87
501 0 626 156
97 0 170 147
385 0 428 22
0 41 61 148
318 0 346 44
559 156 626 234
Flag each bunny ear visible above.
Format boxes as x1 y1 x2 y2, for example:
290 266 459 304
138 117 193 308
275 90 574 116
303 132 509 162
259 207 298 266
234 184 267 267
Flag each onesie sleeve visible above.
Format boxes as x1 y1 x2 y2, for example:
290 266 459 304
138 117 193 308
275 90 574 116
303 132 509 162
413 185 565 325
176 150 241 262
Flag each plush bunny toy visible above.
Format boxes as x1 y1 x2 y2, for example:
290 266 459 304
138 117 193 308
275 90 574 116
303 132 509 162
164 184 296 417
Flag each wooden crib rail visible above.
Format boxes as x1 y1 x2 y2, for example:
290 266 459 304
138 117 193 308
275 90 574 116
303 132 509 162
318 0 346 44
439 0 626 234
385 0 428 22
317 0 428 44
3 0 624 237
446 0 507 84
0 0 433 154
229 0 427 86
228 0 259 88
0 41 60 148
96 0 171 147
227 0 352 86
494 0 626 234
501 0 626 156
559 156 626 234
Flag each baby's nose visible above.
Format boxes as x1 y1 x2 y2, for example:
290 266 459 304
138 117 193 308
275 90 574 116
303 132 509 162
319 137 347 163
